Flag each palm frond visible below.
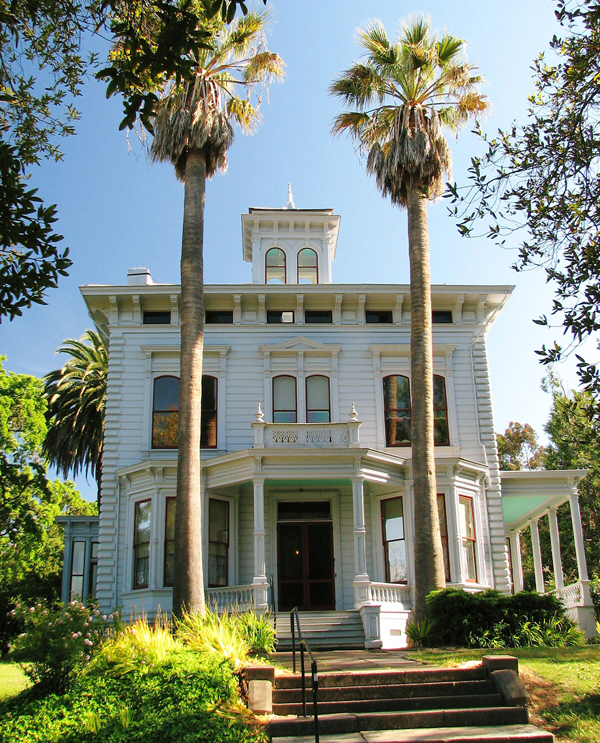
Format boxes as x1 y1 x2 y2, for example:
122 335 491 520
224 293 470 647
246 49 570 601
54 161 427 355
329 64 385 108
436 35 464 66
243 51 285 84
226 96 260 131
331 110 371 139
400 13 432 47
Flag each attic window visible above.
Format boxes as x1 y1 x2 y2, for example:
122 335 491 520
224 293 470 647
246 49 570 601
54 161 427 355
305 310 332 324
267 310 294 324
432 310 453 324
206 310 233 324
143 311 171 324
366 310 393 323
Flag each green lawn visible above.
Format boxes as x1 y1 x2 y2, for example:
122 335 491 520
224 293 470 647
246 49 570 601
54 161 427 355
412 647 600 743
0 661 30 700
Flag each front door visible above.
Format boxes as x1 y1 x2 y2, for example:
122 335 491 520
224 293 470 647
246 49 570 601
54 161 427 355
277 520 335 611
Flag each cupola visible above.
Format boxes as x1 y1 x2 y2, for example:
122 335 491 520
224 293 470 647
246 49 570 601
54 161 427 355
241 185 341 285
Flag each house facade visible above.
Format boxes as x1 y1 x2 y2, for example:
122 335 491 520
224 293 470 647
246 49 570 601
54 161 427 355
68 202 595 647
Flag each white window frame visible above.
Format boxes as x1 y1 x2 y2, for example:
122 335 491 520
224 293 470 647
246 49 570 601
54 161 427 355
371 490 414 586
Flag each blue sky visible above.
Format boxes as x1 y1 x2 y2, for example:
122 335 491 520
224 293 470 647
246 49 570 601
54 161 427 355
1 1 583 499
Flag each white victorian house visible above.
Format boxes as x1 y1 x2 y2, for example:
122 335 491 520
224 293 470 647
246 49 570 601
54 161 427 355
61 200 596 647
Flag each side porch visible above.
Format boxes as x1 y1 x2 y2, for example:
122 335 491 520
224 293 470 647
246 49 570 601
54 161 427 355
501 469 596 638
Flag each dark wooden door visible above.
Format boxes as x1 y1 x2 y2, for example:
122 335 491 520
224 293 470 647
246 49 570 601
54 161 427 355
277 521 335 611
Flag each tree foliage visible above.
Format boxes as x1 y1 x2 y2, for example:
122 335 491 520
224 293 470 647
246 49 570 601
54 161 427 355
0 0 263 320
450 0 600 399
497 421 546 471
0 358 95 651
43 331 107 504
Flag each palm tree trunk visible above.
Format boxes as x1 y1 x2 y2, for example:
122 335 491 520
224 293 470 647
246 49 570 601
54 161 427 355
407 185 446 619
173 146 207 617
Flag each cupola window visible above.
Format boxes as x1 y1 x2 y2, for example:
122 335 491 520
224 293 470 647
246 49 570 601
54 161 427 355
297 248 318 284
265 248 286 283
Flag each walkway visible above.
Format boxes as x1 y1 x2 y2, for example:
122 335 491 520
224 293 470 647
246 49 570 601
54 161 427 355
269 649 426 673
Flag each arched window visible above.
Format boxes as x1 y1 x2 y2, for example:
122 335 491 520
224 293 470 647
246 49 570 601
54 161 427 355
152 376 179 449
201 376 218 449
152 375 218 449
383 375 411 446
297 248 318 284
273 375 297 422
433 375 450 446
306 375 330 422
265 248 286 283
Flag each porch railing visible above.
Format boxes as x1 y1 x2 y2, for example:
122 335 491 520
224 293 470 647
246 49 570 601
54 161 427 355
205 584 256 613
367 581 412 606
554 580 589 608
291 607 319 743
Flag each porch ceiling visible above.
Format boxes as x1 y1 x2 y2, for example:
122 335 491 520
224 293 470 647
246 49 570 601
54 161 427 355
501 469 587 532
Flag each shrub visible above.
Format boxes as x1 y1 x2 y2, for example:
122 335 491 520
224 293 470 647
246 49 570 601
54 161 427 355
426 588 580 648
236 611 276 654
176 610 250 670
0 650 266 742
8 599 114 692
91 616 181 676
405 616 440 648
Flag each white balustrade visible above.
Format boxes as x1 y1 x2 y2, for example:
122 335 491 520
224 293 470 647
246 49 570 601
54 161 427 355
554 581 583 608
205 584 256 613
253 421 361 448
367 582 412 606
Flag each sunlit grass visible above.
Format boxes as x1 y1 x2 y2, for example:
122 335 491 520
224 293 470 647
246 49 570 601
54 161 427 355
412 646 600 743
0 661 30 700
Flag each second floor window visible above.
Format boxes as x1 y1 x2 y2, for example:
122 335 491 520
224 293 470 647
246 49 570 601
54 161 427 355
383 375 449 447
273 375 297 422
152 375 218 449
266 248 286 283
306 375 330 422
297 248 318 284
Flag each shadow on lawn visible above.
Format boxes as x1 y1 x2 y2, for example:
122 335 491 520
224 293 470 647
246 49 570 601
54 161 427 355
523 669 600 741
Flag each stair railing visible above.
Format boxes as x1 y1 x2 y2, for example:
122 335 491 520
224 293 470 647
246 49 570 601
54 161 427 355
290 607 319 743
269 575 276 637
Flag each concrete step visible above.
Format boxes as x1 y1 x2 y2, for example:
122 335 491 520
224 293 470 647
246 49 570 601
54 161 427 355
274 679 496 703
271 724 553 742
275 668 488 690
273 692 504 716
267 707 530 738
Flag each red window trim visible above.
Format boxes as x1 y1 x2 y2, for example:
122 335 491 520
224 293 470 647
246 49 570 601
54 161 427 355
273 375 297 422
433 374 450 446
380 496 407 585
437 493 451 582
305 374 330 423
297 247 319 284
459 495 478 583
152 375 179 450
265 247 286 284
208 497 230 588
133 498 151 590
164 497 176 587
201 375 218 449
383 374 411 447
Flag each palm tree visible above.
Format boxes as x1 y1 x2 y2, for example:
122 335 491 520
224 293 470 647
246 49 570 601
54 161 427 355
150 10 283 616
43 330 107 508
331 15 488 618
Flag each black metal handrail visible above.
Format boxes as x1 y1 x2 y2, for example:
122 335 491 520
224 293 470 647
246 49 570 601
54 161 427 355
269 575 276 637
290 607 319 743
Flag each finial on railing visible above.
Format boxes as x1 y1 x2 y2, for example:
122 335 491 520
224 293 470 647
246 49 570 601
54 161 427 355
285 182 296 209
255 403 265 422
349 402 359 421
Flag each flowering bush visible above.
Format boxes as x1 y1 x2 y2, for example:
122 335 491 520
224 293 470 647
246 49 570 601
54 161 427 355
9 599 116 692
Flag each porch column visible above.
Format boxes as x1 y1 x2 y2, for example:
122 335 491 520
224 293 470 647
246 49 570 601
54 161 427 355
508 531 524 594
352 477 371 606
529 519 545 594
568 494 589 583
547 507 564 590
252 478 269 612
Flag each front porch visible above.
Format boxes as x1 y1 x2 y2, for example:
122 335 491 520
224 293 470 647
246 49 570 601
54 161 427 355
501 469 596 638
